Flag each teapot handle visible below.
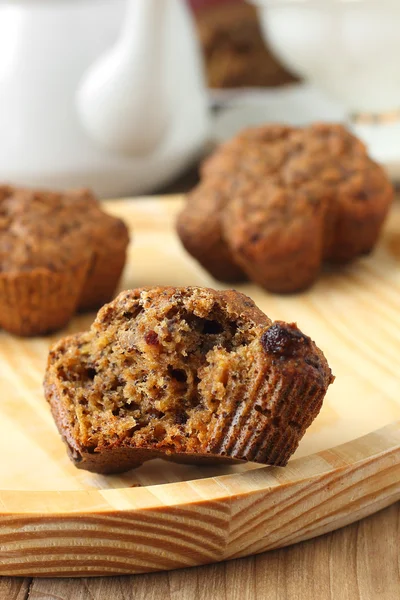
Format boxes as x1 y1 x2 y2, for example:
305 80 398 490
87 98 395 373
76 0 170 157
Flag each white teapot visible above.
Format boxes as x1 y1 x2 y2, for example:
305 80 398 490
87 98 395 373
0 0 210 197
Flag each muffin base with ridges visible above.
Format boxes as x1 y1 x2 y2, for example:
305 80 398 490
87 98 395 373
0 263 90 337
44 287 334 474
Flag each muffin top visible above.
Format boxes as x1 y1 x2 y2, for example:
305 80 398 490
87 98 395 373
202 123 389 193
188 122 393 236
214 123 393 261
0 186 129 272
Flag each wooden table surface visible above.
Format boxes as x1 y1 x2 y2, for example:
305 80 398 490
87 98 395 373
1 173 399 600
0 502 399 599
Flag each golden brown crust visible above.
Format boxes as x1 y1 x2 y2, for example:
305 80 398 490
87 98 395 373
0 186 129 335
177 180 246 282
177 123 394 293
78 215 130 311
44 286 333 474
222 178 327 293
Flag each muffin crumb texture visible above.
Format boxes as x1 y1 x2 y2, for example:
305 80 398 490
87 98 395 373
177 123 394 293
44 286 334 474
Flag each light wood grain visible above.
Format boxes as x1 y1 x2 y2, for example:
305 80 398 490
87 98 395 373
22 503 400 600
0 578 31 600
0 195 399 577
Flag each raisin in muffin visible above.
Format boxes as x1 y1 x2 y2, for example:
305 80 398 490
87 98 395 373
0 186 129 336
44 286 333 474
177 123 394 293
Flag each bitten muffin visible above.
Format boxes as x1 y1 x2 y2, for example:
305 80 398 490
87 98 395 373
193 1 297 89
0 186 129 336
44 286 334 474
177 123 394 293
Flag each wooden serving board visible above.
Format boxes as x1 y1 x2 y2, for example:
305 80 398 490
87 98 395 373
1 195 400 577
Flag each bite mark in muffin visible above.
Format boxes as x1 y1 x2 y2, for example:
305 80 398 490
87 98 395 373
44 286 334 474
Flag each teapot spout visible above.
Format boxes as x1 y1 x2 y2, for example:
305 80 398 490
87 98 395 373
76 0 170 157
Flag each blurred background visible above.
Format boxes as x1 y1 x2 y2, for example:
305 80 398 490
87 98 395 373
189 0 297 90
0 0 399 197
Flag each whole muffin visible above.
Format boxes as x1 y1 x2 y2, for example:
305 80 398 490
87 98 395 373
177 123 394 293
0 186 129 336
44 286 333 474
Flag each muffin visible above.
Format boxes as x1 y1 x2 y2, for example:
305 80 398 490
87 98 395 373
177 123 394 293
0 186 129 336
193 1 297 89
177 178 246 282
44 286 333 474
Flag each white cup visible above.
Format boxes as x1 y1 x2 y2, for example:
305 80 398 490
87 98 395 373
251 0 400 116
